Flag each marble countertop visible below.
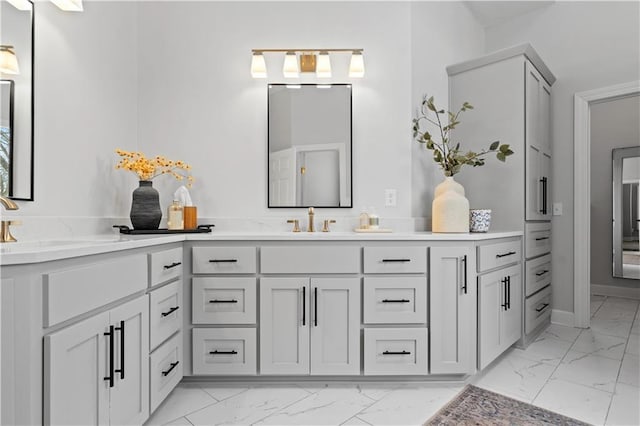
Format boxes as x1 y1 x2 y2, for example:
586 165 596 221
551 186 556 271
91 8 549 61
0 230 523 266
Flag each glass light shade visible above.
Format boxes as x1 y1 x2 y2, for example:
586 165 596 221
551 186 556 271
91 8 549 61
6 0 32 11
50 0 83 11
349 51 365 78
251 52 267 78
316 52 332 78
0 47 20 75
282 52 299 78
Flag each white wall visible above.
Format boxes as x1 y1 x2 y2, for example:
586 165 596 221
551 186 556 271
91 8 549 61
623 157 640 182
485 1 640 313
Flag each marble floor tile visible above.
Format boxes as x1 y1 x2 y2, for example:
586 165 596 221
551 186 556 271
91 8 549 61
618 353 639 388
257 387 376 425
571 329 627 360
590 317 633 338
552 350 621 392
601 297 639 311
297 382 400 402
515 334 573 365
199 385 248 402
340 416 371 425
533 378 613 425
541 323 582 343
473 350 557 403
163 417 193 426
605 383 640 426
591 295 606 317
145 385 217 426
631 316 640 335
626 333 639 356
594 303 637 322
356 385 462 426
186 386 311 425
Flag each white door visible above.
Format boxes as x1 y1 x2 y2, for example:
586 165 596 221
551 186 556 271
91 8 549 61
478 271 503 370
540 151 552 220
269 149 296 206
45 312 110 426
299 150 340 206
429 246 475 374
109 296 149 426
310 278 360 375
260 277 310 375
501 267 522 349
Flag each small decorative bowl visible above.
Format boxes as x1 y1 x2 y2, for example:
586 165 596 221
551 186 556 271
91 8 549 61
470 209 492 233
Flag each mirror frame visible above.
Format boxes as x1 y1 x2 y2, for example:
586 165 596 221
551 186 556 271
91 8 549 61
267 83 353 209
0 79 14 197
612 145 640 279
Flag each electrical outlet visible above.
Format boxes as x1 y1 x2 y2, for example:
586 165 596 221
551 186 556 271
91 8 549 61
385 189 397 207
553 202 563 216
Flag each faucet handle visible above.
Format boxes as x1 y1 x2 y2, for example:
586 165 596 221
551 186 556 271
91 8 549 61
287 219 301 233
322 219 336 233
0 220 19 243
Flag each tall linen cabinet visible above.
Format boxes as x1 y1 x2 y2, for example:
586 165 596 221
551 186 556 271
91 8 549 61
447 44 555 343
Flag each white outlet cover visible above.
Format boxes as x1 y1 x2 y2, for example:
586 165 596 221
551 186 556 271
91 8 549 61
552 202 563 216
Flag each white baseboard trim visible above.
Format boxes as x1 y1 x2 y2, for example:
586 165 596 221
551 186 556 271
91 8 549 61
591 284 640 300
551 309 576 327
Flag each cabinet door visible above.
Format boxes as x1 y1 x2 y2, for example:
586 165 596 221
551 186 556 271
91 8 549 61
260 277 310 375
310 278 360 375
540 151 552 220
502 267 522 349
478 271 503 370
109 296 149 426
44 312 110 426
429 246 475 374
526 143 543 221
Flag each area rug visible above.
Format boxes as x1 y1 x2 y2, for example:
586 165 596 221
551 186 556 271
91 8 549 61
424 385 589 426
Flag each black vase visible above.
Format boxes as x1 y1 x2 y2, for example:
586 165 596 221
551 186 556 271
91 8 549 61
130 180 162 230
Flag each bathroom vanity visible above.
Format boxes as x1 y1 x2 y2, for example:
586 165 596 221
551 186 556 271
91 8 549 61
0 231 523 425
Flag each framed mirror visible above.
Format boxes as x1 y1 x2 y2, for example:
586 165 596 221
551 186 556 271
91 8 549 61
268 84 352 208
613 146 640 279
1 0 34 200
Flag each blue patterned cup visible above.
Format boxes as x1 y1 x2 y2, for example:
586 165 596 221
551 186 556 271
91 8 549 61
469 209 492 233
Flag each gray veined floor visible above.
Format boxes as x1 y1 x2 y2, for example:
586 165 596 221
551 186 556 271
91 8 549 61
146 295 640 426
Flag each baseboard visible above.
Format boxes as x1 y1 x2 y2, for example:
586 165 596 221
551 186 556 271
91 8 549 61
591 284 640 300
551 309 575 327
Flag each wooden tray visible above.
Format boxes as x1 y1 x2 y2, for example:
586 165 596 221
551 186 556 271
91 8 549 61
114 224 214 235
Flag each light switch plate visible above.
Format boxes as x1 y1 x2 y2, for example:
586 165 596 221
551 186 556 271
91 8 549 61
553 202 563 216
385 189 397 207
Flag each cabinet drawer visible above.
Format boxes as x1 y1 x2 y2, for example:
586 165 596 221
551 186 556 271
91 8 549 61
43 254 147 327
149 247 183 287
150 332 183 413
192 277 256 324
477 240 521 272
363 328 428 375
363 277 427 324
192 247 256 274
261 246 360 274
192 328 257 375
525 286 551 335
363 247 426 274
525 222 551 259
149 281 182 351
525 254 552 297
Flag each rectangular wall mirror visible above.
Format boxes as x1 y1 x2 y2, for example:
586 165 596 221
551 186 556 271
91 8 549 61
268 84 352 208
1 0 34 200
613 146 640 279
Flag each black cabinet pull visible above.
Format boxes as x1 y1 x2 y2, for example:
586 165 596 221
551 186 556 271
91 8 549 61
114 320 125 380
501 278 508 311
382 299 411 303
462 255 468 294
209 259 238 263
381 259 411 263
536 303 550 313
161 306 180 317
496 251 516 258
507 276 511 310
382 350 411 355
163 262 182 270
162 361 180 376
540 177 548 214
535 270 549 277
535 237 549 241
209 299 238 304
302 286 306 326
314 287 318 327
104 325 115 388
209 350 238 355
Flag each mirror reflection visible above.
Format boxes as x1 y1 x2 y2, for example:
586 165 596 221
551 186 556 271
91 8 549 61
613 146 640 279
268 84 352 208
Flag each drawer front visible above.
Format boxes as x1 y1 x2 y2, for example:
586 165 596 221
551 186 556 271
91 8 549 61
363 328 428 375
477 240 521 272
149 280 182 351
363 247 426 274
192 277 256 324
150 332 183 413
44 254 147 327
363 277 427 324
525 286 551 335
525 254 552 297
192 328 257 375
192 247 257 274
261 246 360 274
149 247 183 287
526 222 552 259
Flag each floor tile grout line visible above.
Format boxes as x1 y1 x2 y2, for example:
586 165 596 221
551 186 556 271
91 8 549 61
248 387 336 425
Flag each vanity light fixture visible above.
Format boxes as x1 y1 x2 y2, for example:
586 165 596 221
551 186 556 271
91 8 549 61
6 0 32 11
50 0 83 12
349 50 365 78
0 46 20 75
316 51 332 78
282 51 300 78
250 52 267 78
251 48 364 79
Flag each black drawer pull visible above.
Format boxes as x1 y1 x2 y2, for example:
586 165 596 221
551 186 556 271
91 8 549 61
209 259 238 263
536 303 550 312
104 325 115 388
209 299 238 304
535 270 549 277
162 361 180 376
382 350 411 355
163 262 182 270
535 237 549 241
382 299 411 303
381 259 411 263
161 306 180 317
209 350 238 355
496 251 516 258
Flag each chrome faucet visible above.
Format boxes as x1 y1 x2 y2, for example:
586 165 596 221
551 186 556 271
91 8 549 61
1 195 19 243
307 207 315 232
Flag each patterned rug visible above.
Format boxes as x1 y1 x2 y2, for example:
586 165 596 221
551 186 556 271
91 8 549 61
425 385 589 426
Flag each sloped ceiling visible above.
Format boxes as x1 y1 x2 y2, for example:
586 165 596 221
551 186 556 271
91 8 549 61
464 1 555 28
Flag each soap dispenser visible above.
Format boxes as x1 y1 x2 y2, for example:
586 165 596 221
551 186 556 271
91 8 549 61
167 200 184 230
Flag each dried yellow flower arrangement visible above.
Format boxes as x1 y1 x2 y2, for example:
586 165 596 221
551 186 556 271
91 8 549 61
115 149 194 187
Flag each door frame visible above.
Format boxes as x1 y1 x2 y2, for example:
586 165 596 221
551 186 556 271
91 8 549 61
573 80 640 328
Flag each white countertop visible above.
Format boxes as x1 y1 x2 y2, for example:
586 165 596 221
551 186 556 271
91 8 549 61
0 231 523 266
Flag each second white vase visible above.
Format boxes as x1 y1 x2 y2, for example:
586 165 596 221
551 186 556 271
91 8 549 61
432 176 470 233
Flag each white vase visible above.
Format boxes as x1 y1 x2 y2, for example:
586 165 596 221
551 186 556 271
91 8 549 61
432 176 470 233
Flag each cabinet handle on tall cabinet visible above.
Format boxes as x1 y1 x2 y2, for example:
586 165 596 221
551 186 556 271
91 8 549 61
302 286 306 326
114 320 125 380
461 255 468 294
104 325 114 388
314 287 318 327
539 177 548 214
